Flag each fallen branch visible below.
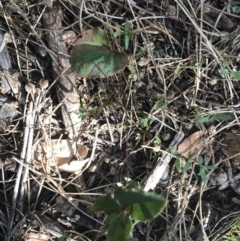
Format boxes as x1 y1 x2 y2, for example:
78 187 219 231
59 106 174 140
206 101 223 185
42 2 81 139
144 129 184 191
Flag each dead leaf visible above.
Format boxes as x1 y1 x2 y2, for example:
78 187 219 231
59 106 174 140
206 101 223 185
33 139 89 173
222 133 240 165
177 131 203 158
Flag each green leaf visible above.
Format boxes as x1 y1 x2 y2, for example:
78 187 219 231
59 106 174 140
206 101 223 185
224 33 237 41
73 110 87 120
59 233 70 241
194 61 205 67
174 63 182 74
124 19 131 50
114 27 122 38
232 6 240 13
175 159 181 172
114 188 166 221
198 167 207 184
135 133 141 140
128 65 136 74
205 165 217 170
92 194 121 215
214 113 232 121
219 68 229 76
71 27 129 78
107 214 133 241
154 136 161 145
152 100 164 111
183 160 191 172
195 114 210 126
197 156 204 165
135 46 147 60
130 195 165 221
139 117 149 128
93 188 166 239
230 71 240 80
222 59 228 68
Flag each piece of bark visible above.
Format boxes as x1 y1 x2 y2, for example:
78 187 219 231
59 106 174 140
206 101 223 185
42 3 81 139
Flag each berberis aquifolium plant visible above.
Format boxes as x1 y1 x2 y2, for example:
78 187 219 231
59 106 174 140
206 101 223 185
92 187 166 241
70 27 130 79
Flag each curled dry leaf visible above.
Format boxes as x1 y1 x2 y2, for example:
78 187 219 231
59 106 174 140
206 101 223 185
222 133 240 164
177 131 203 158
33 139 89 173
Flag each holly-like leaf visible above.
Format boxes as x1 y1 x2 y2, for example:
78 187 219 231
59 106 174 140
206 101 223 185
93 188 166 240
71 27 129 78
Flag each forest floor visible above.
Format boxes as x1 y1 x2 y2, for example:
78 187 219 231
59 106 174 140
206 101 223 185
1 0 240 240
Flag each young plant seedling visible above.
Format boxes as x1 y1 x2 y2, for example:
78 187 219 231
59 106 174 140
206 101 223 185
92 188 166 241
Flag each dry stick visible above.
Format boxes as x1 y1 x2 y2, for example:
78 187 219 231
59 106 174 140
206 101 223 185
42 2 82 139
144 128 184 191
4 102 33 241
18 89 42 214
18 102 35 212
5 87 44 240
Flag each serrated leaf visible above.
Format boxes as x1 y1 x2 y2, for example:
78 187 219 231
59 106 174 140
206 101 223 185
71 27 129 78
107 214 133 241
92 194 120 215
